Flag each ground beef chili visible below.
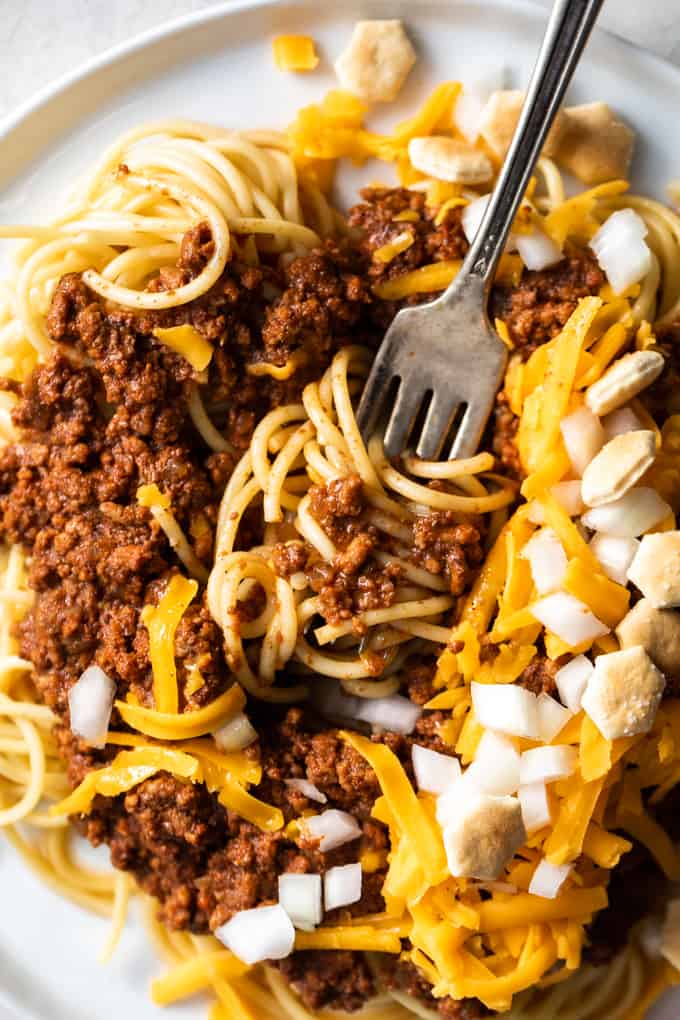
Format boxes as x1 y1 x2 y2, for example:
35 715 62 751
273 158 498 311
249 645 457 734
0 187 625 1015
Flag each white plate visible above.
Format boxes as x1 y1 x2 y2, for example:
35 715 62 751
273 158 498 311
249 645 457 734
0 1 679 1017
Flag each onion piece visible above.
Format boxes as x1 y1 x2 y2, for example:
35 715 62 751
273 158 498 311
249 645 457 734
560 407 605 476
519 745 577 785
461 730 520 796
555 655 593 712
527 501 545 525
278 874 323 931
454 68 507 142
521 528 568 594
590 209 652 295
356 694 422 735
462 194 491 244
68 665 116 748
603 406 642 440
213 711 257 752
412 744 461 795
302 810 362 852
284 779 328 804
550 480 586 518
589 532 640 586
308 680 361 722
324 863 363 912
309 681 421 736
530 592 609 647
536 693 572 743
471 682 540 739
581 487 671 538
529 858 572 899
516 229 563 271
518 782 552 834
215 904 295 964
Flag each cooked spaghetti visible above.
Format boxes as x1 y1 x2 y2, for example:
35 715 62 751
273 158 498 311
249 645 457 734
1 76 680 1020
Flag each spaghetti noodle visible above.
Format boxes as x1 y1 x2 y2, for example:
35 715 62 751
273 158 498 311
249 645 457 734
0 80 680 1020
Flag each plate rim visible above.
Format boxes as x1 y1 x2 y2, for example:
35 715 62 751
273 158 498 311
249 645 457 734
2 0 680 179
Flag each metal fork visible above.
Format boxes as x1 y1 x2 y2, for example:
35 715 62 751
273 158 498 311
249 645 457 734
357 0 605 461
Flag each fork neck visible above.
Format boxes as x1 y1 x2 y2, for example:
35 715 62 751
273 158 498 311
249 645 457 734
437 0 604 310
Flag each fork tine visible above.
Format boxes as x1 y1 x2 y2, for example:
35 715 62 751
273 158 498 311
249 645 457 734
449 397 494 461
383 382 429 459
356 358 394 441
415 392 461 460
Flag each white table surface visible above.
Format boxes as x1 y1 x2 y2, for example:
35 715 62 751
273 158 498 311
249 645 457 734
1 0 680 123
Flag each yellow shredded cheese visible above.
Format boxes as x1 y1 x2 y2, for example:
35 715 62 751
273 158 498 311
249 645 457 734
151 951 249 1005
51 747 200 816
136 483 171 510
563 557 630 629
142 574 199 713
372 260 461 300
246 351 306 379
115 683 246 740
340 731 448 886
373 230 415 264
518 298 602 475
272 35 319 72
152 324 213 372
295 926 404 953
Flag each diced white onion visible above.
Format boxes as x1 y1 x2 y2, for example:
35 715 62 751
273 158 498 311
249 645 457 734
528 858 572 899
461 730 520 796
309 680 362 721
560 407 605 476
309 681 421 735
536 693 572 743
471 682 540 739
324 863 362 912
521 528 568 594
520 745 577 785
436 787 459 827
356 694 422 735
530 592 609 646
454 68 507 141
516 229 563 271
589 532 640 586
412 744 461 795
214 712 257 752
550 480 585 518
215 904 295 964
278 874 323 931
555 655 593 712
68 665 116 748
284 779 328 804
455 90 487 143
581 487 671 538
462 194 491 243
518 782 552 834
590 209 653 295
302 810 362 852
527 501 545 525
603 406 642 440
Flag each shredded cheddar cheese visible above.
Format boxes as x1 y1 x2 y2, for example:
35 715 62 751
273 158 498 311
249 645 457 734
142 574 199 713
152 324 213 371
136 483 171 510
272 35 319 72
51 747 200 816
372 260 462 300
246 351 306 379
116 683 246 740
373 230 415 264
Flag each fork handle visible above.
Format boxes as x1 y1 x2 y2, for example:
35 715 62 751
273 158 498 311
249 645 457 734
438 0 605 307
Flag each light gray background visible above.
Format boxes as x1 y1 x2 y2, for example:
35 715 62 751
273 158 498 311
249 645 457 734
1 0 680 122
